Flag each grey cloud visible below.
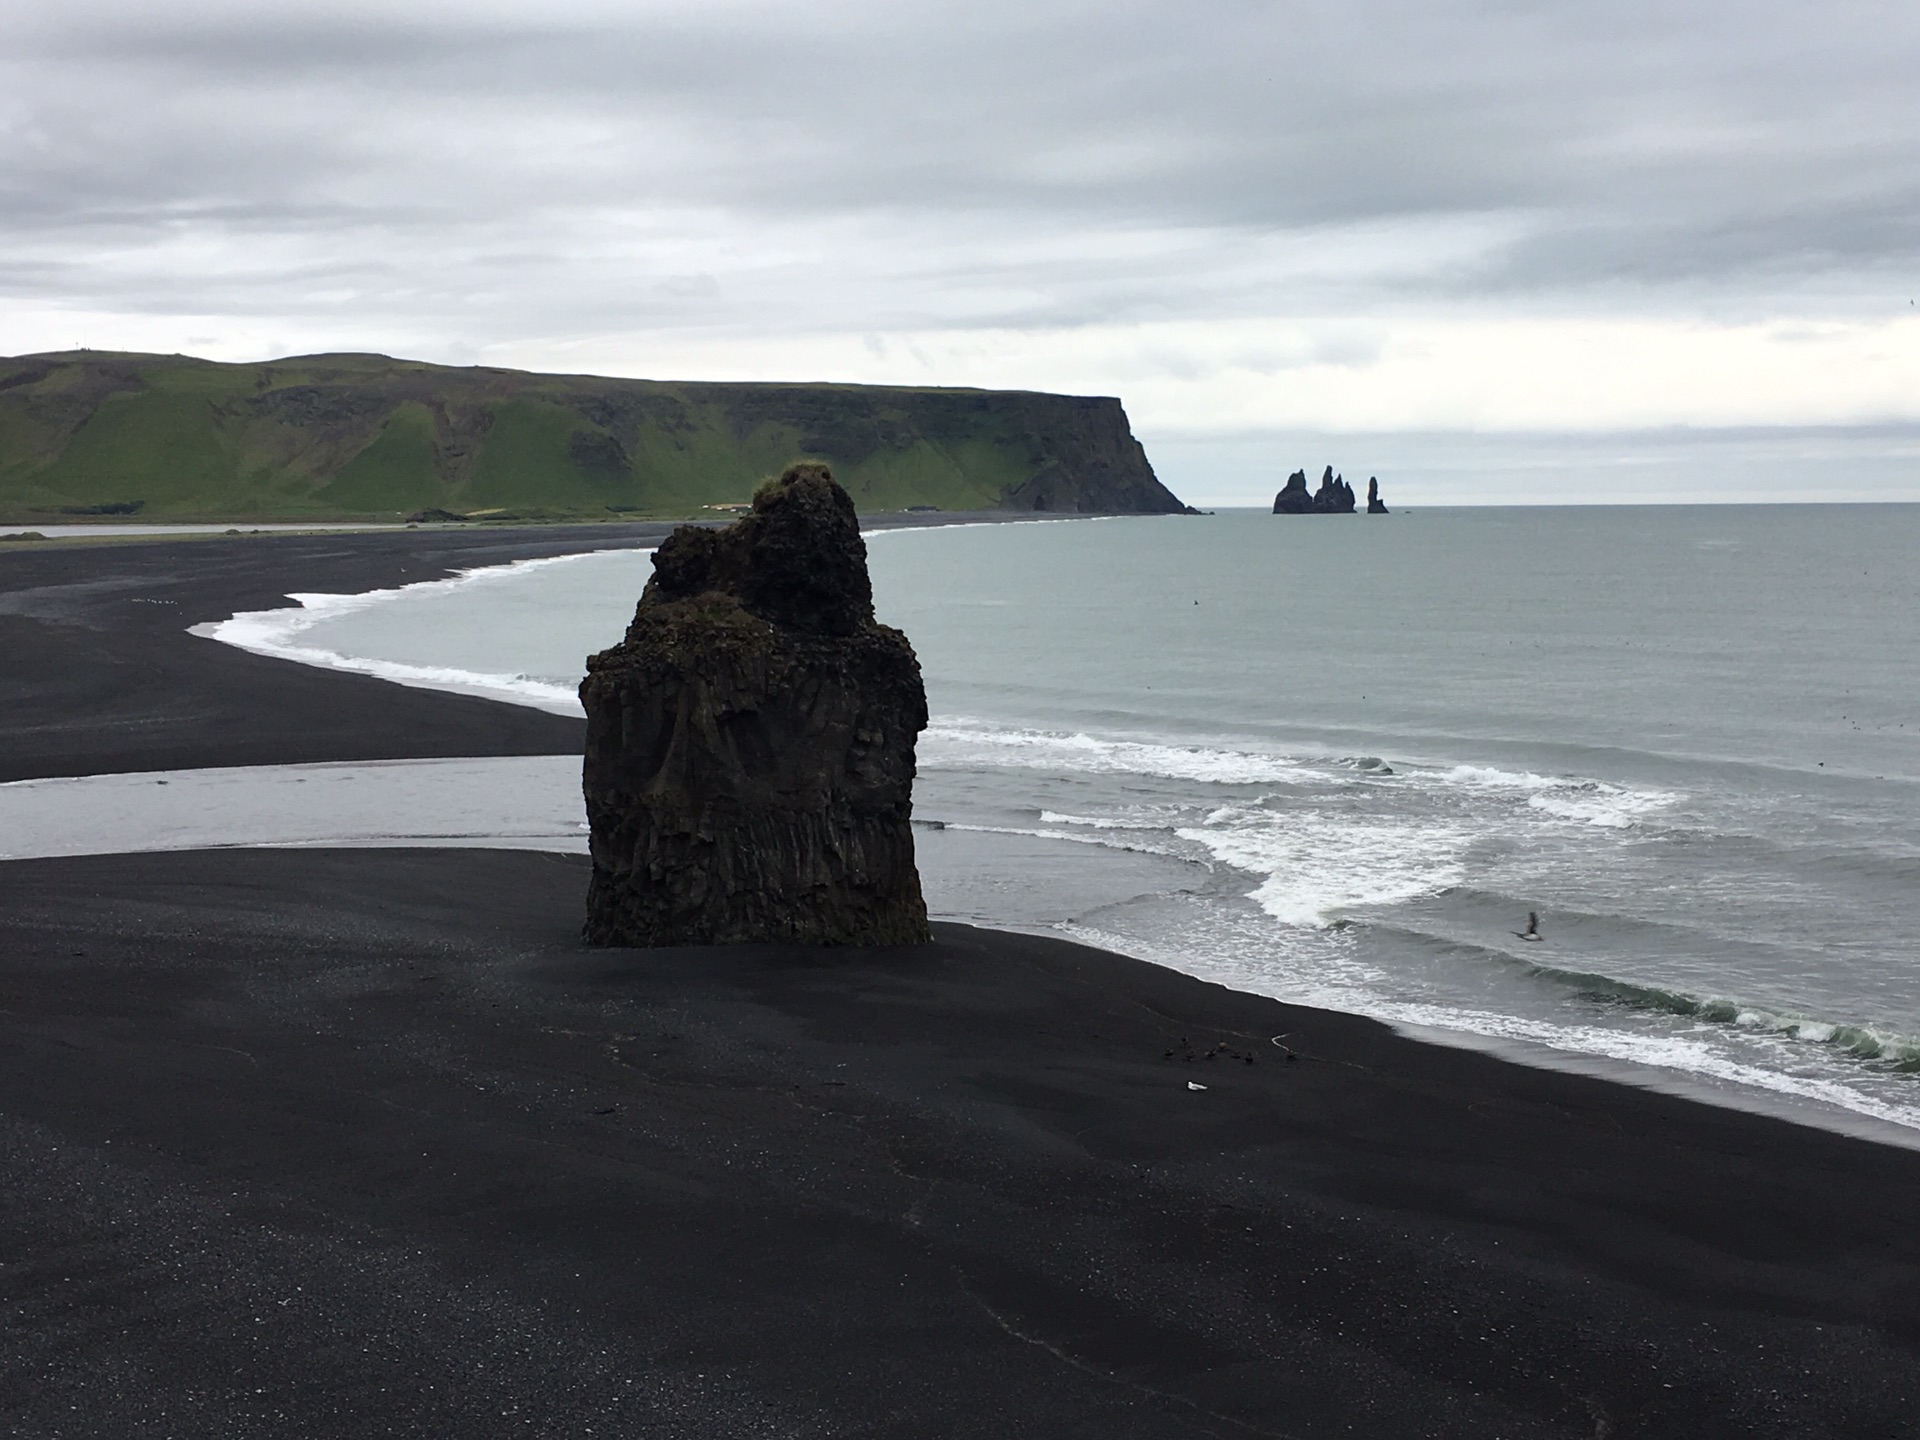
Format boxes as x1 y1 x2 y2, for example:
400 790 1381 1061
2 0 1917 342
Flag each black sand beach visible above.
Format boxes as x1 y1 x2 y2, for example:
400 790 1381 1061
4 531 1920 1436
0 525 659 783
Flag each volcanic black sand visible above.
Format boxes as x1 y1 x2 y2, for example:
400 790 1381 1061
4 531 1920 1437
0 525 643 783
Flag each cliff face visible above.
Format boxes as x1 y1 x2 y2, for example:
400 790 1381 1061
579 463 931 947
0 351 1190 521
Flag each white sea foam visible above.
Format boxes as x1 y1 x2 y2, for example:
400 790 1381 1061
933 723 1664 925
192 524 969 711
1526 785 1674 828
1374 1007 1920 1134
1177 811 1470 927
1065 921 1920 1135
939 821 1197 863
191 549 637 715
927 724 1676 834
1434 762 1558 791
1424 762 1676 828
921 722 1306 785
1037 806 1189 830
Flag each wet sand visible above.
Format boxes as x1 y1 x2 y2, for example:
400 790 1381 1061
2 529 1919 1436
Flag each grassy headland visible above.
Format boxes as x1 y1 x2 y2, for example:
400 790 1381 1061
0 351 1190 523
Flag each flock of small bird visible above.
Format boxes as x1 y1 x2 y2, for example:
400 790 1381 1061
1164 1036 1256 1066
1163 1035 1298 1065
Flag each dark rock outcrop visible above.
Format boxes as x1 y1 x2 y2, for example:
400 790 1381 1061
580 462 932 947
1272 470 1313 514
1367 476 1389 514
1313 467 1357 513
1273 466 1358 514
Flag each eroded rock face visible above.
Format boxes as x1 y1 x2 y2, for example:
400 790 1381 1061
1272 470 1313 514
580 462 931 947
1312 466 1357 513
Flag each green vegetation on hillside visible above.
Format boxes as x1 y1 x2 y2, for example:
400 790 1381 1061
320 402 443 514
0 351 1188 523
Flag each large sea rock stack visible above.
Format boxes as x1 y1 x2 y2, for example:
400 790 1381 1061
1312 467 1357 513
1272 466 1358 514
580 462 932 947
1367 476 1389 514
1272 469 1314 514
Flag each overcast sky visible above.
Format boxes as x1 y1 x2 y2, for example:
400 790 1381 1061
4 0 1917 501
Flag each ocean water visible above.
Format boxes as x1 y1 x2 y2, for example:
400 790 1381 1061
205 506 1920 1139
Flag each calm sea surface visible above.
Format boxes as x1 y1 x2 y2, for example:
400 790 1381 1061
274 506 1920 1137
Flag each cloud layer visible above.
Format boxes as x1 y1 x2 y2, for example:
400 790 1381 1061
4 0 1918 481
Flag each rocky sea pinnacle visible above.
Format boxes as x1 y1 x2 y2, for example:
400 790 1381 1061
579 462 932 946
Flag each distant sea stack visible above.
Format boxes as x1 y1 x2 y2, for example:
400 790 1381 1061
1367 477 1389 514
1272 470 1313 513
0 351 1193 523
580 462 932 948
1272 466 1358 514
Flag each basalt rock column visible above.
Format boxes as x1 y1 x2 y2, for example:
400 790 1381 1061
580 462 932 946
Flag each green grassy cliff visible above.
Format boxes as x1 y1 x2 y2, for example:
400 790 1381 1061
0 351 1190 523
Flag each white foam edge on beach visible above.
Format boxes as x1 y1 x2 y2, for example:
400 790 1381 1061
181 517 1004 712
1064 920 1920 1145
189 548 644 716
